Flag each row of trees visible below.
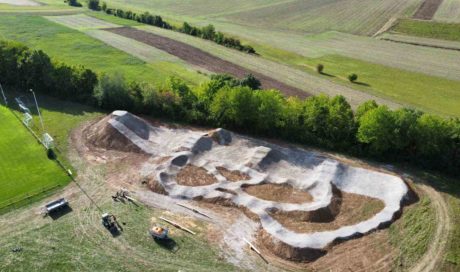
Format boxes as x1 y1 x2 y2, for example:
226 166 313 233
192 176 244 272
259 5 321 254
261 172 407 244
99 2 256 54
1 40 458 176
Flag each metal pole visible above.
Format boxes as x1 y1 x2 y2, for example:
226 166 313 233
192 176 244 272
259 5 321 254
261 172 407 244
0 83 7 105
30 89 45 132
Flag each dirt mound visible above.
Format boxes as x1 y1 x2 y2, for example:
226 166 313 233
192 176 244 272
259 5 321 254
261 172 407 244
258 230 326 262
84 115 145 153
216 167 250 182
146 176 168 195
176 165 218 186
269 190 385 233
242 182 313 204
114 112 150 140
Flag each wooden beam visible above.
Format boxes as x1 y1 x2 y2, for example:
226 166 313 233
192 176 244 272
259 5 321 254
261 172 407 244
244 238 269 264
159 216 196 235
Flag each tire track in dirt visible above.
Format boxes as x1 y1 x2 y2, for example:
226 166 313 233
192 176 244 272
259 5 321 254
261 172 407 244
409 183 451 272
413 0 444 20
105 27 309 99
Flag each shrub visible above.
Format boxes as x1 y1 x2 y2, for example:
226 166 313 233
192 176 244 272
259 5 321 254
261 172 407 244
317 64 324 74
67 0 82 7
239 74 261 90
47 148 57 160
88 0 100 11
101 1 107 11
348 73 358 82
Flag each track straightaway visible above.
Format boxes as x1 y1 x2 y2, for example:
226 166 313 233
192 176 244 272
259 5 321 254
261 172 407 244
105 27 309 99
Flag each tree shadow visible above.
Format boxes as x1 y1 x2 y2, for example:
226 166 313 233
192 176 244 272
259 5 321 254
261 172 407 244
319 72 335 78
353 81 371 87
48 205 73 220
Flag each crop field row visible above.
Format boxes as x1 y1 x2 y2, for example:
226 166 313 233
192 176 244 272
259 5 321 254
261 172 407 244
0 15 206 86
0 105 69 211
45 14 120 30
379 33 460 51
434 0 460 22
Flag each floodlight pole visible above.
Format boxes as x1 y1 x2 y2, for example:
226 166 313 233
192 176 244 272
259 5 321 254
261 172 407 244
30 89 45 132
0 83 7 105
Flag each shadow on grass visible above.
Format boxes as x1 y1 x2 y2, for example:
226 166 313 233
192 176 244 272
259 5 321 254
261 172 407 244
353 81 371 87
153 237 179 252
319 72 335 78
49 205 73 220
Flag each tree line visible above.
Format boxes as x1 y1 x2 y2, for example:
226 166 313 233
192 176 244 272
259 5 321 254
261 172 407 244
1 40 458 176
91 1 256 54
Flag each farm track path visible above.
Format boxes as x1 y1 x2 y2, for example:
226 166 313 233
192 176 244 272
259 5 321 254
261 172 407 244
409 183 451 272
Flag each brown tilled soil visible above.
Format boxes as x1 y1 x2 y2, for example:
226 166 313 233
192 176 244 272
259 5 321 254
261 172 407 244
413 0 444 20
216 167 250 182
243 183 313 204
105 27 308 98
270 192 385 233
176 165 218 186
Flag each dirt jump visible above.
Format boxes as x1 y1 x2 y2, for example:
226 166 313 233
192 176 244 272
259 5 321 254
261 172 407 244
105 27 308 98
77 110 425 270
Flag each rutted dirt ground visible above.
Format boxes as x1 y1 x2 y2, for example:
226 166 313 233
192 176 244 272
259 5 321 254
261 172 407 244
413 0 444 20
105 27 308 98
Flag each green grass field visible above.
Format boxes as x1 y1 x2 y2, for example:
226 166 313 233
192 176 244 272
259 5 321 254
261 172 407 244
0 15 206 86
0 105 69 211
393 19 460 42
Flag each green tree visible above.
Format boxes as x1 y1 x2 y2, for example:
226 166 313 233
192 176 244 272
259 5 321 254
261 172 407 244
94 73 133 110
201 24 216 40
253 90 285 134
239 74 261 90
357 105 397 154
414 114 450 158
87 0 100 10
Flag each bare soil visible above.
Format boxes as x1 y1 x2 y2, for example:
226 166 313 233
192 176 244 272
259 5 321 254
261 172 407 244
270 192 385 233
413 0 444 20
176 165 218 186
216 167 250 182
105 27 308 98
243 183 313 204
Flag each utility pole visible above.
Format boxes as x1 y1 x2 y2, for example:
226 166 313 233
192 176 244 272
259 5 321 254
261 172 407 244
30 89 45 132
0 83 7 105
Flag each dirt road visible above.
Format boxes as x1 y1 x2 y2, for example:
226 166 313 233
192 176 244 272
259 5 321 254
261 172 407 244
409 183 451 272
105 27 308 98
413 0 444 20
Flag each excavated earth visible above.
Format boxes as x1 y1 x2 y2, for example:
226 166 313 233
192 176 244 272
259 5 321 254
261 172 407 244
82 111 417 268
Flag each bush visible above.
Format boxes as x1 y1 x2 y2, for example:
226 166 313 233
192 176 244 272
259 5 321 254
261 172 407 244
67 0 82 7
101 1 107 11
348 73 358 82
94 73 133 110
317 64 324 74
47 148 57 160
88 0 100 11
239 74 261 90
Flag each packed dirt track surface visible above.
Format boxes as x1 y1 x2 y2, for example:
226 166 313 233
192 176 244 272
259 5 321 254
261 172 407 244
105 27 308 98
413 0 444 20
75 110 432 270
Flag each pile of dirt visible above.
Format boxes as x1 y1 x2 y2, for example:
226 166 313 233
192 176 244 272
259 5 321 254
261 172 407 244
242 183 313 204
84 115 145 153
145 176 168 195
269 191 385 233
176 165 218 186
216 167 250 182
258 230 326 262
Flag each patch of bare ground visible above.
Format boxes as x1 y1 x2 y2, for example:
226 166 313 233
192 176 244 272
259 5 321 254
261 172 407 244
176 165 218 186
105 27 308 99
243 183 313 204
216 167 250 182
413 0 444 20
270 192 385 233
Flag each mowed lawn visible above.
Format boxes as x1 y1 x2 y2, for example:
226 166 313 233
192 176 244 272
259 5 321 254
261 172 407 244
0 106 69 209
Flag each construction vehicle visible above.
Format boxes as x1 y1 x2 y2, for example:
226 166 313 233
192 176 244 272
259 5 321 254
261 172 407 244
149 225 169 240
101 213 122 234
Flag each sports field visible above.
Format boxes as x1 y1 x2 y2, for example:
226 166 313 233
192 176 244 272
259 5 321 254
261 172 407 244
0 106 69 211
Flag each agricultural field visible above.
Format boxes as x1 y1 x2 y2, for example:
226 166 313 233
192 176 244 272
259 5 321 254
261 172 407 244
0 15 206 86
391 18 460 42
0 105 69 212
434 0 460 22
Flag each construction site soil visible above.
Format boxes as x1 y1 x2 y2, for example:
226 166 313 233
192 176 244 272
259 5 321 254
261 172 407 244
76 112 420 271
105 27 308 98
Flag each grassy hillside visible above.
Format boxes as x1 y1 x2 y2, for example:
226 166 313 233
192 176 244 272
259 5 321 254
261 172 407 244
0 105 70 211
0 15 206 85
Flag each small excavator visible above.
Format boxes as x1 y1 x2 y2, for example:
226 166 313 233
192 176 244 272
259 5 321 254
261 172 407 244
149 225 169 240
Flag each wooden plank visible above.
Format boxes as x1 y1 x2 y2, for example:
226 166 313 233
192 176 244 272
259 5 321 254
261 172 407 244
176 203 212 219
244 238 269 264
159 216 196 235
